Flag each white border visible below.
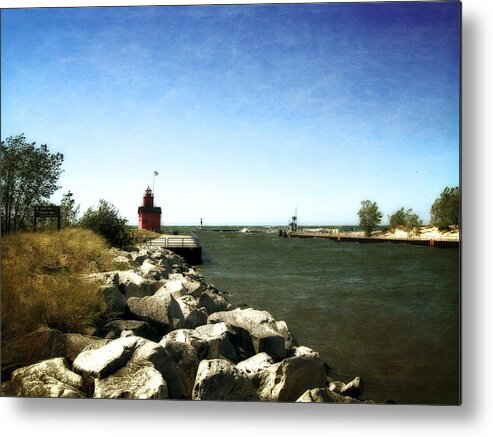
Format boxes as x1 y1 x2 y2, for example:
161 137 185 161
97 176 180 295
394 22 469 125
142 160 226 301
1 0 492 435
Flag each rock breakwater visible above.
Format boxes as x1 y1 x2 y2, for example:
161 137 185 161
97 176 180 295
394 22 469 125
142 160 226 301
1 246 374 403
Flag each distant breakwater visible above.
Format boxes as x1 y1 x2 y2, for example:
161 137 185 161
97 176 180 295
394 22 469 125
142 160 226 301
1 245 375 403
282 230 460 249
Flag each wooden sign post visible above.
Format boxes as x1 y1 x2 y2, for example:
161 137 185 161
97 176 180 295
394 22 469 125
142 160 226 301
34 205 61 231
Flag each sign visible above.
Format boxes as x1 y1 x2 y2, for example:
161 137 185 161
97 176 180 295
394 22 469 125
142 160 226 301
35 206 60 218
34 205 61 231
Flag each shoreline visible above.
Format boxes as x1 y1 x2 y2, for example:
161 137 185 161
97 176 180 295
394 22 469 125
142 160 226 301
1 245 375 403
283 226 460 248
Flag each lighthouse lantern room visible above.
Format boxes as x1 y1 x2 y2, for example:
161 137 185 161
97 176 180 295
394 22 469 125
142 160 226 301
138 187 161 232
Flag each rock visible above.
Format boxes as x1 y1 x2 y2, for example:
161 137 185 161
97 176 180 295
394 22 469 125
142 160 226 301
164 329 209 357
237 352 274 387
127 337 184 399
131 249 153 265
140 258 169 280
72 335 185 399
328 380 346 394
340 376 364 398
1 358 85 398
291 345 320 358
181 277 206 297
22 326 67 363
159 338 200 399
257 351 328 402
93 365 168 399
150 249 168 261
208 308 286 361
275 321 298 352
117 270 161 299
109 248 132 259
101 320 158 341
184 307 208 329
72 336 138 379
295 387 366 403
100 285 127 316
195 323 239 362
84 271 119 287
157 279 187 299
192 359 258 401
64 334 111 362
163 323 238 363
165 253 186 266
296 387 335 402
176 295 208 329
161 274 207 298
127 292 184 334
198 289 232 314
112 255 136 268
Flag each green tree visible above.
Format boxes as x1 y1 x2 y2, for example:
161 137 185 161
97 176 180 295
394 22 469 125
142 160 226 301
430 186 460 229
389 207 406 230
389 207 423 230
358 200 383 236
1 134 64 234
79 200 131 248
60 191 80 228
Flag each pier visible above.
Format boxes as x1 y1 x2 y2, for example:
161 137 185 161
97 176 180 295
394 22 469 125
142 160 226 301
284 231 460 249
148 232 202 264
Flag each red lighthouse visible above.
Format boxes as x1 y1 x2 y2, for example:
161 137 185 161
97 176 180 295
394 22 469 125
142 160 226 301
138 187 161 232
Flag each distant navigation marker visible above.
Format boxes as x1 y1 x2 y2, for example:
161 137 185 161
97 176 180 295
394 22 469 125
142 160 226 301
289 205 299 232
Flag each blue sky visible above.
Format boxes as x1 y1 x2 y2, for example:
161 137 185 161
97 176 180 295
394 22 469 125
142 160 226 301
1 2 460 226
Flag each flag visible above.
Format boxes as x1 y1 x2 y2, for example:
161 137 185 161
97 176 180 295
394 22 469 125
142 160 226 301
154 171 159 176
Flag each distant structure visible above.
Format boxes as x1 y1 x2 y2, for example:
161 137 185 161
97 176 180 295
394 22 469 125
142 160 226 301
138 186 161 232
288 215 298 232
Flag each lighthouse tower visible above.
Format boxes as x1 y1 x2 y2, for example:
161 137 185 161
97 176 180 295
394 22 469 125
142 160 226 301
138 187 161 232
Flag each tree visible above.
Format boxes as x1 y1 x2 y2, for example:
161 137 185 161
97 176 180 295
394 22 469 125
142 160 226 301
358 200 383 236
389 207 423 230
79 200 131 248
1 134 64 234
60 191 80 228
430 186 460 229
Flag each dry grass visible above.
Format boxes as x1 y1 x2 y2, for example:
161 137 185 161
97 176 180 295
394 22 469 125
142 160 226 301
129 228 160 243
1 228 116 371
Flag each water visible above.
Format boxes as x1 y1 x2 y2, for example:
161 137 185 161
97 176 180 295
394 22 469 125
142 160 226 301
168 226 460 405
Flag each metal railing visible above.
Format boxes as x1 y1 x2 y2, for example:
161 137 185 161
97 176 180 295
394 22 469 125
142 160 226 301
149 234 201 248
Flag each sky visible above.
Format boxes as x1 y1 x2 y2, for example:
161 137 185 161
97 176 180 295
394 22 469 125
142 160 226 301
1 1 460 226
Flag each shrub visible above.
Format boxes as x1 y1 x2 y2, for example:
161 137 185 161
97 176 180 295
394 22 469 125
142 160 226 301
430 186 460 229
389 207 423 231
79 199 131 248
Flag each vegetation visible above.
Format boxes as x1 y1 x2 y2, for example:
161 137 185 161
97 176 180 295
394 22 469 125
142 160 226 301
430 186 460 229
129 228 161 244
1 228 116 369
60 191 80 228
358 200 383 236
79 199 131 248
1 134 64 234
389 207 423 231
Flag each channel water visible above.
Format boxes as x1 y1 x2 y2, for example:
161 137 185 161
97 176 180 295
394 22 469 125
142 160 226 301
174 227 460 405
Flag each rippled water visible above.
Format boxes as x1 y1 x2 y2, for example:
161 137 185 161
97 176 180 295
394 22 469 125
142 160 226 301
181 228 460 405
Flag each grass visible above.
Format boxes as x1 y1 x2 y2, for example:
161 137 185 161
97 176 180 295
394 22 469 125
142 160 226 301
128 228 161 243
1 228 119 372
